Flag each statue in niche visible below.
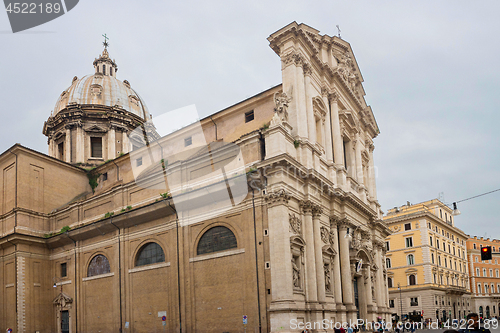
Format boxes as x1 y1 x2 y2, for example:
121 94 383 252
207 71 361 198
292 257 301 288
325 264 332 293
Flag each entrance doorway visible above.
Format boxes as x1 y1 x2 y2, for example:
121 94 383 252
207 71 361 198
353 277 360 319
61 310 69 333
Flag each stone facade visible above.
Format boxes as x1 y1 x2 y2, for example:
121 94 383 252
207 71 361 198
0 22 390 333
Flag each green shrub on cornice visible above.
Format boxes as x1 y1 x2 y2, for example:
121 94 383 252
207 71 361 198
60 226 71 233
104 212 114 219
160 192 171 199
87 171 101 193
294 140 300 148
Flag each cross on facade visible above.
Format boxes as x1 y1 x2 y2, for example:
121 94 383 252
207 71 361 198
102 33 109 49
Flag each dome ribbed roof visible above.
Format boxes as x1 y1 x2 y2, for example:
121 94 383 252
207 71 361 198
52 49 150 120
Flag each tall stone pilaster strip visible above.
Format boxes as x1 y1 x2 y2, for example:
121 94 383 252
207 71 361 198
330 216 343 305
304 64 316 145
265 190 293 302
368 145 377 200
329 92 344 168
65 126 71 163
281 53 301 138
338 219 354 306
375 244 386 309
122 132 130 154
365 265 373 307
321 90 333 162
76 123 84 163
312 205 326 303
17 256 26 333
355 134 364 185
300 200 318 302
295 57 308 140
108 126 116 160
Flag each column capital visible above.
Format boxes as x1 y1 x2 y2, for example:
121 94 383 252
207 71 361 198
337 217 353 230
302 62 312 76
265 189 291 208
329 91 340 103
299 200 321 215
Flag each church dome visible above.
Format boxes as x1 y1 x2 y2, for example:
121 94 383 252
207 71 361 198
52 49 150 120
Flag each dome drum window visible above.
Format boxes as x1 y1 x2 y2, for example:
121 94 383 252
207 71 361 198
197 226 237 255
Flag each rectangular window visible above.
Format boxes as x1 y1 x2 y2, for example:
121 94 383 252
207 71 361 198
58 142 64 160
437 241 440 249
430 236 433 247
61 263 67 278
405 237 413 248
184 136 192 146
438 256 441 266
404 223 411 231
428 222 431 229
102 172 108 181
389 300 395 308
410 297 418 306
136 157 142 167
245 110 254 123
431 253 435 264
91 137 102 158
386 241 390 251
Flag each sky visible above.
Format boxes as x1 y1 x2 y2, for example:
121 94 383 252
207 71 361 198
0 0 499 238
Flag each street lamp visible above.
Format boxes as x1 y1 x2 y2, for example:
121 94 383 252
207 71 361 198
452 202 461 216
53 277 64 293
398 283 403 322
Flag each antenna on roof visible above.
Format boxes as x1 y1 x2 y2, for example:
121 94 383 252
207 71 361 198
336 25 341 39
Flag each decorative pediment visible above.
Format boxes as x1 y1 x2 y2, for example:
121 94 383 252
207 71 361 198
322 244 337 257
53 292 73 308
312 97 327 120
339 109 359 135
290 235 306 248
85 124 107 133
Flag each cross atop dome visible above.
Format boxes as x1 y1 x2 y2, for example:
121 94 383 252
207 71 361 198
93 37 118 77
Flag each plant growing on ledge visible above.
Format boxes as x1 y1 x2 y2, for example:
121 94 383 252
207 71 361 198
260 122 270 131
127 205 132 210
294 140 300 148
60 226 71 233
160 192 171 199
160 159 168 171
87 170 101 193
104 212 114 219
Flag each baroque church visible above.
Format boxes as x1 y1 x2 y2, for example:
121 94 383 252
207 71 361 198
0 22 391 333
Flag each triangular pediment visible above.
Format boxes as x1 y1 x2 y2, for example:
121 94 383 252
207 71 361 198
84 124 107 133
53 292 73 307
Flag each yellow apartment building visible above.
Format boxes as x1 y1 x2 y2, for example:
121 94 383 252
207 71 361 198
467 236 500 319
383 199 471 322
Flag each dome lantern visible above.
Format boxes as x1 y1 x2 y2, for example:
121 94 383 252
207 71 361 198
93 48 118 77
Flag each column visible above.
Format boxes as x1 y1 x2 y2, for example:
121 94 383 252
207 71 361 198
374 246 383 310
313 207 326 303
330 217 343 306
265 190 296 331
354 134 363 185
296 57 308 140
329 93 344 167
65 126 71 163
338 221 354 307
322 92 333 162
304 65 316 145
358 270 368 320
301 201 318 303
108 126 116 160
281 52 305 139
368 145 377 200
76 124 84 163
122 132 130 154
48 137 54 157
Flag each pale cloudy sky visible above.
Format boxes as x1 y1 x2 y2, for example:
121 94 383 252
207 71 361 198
0 1 499 238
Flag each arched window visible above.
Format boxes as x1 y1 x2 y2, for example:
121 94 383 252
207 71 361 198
407 254 415 265
387 277 393 288
386 258 391 268
479 306 483 318
409 274 416 285
197 226 237 255
87 254 110 277
136 242 165 267
103 64 106 75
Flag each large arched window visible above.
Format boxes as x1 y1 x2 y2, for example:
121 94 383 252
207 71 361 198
197 226 237 255
408 274 416 285
136 242 165 267
87 254 110 277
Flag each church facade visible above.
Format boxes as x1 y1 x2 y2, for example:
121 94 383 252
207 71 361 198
0 22 390 333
